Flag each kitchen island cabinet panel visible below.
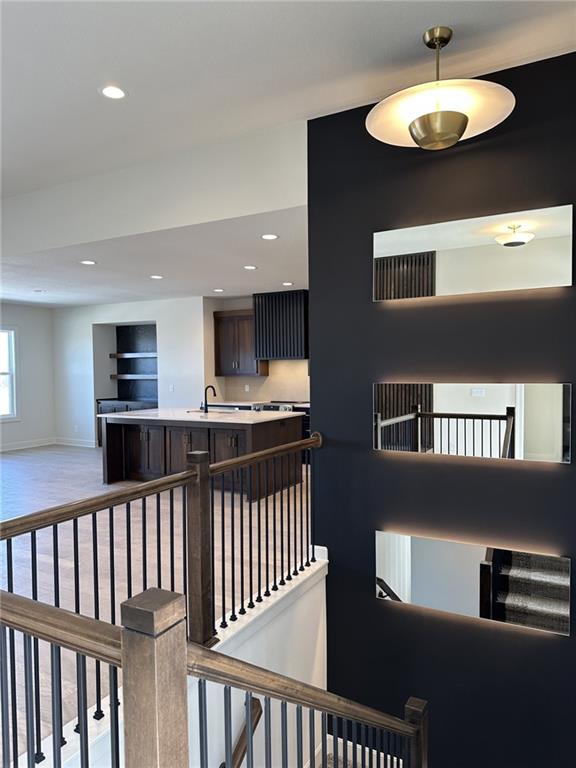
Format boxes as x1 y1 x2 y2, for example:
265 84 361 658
166 427 210 474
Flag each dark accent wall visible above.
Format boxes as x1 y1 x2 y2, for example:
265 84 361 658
308 54 576 766
116 324 158 401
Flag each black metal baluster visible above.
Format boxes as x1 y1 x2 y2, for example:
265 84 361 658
256 463 262 602
352 720 358 768
1 625 10 767
264 460 270 597
321 712 327 767
279 457 285 585
142 496 148 590
343 718 348 767
247 470 255 609
76 655 89 768
220 475 227 627
156 493 162 587
299 452 304 571
383 728 390 768
126 502 133 598
333 716 339 767
246 692 254 768
109 666 120 768
309 449 316 563
286 455 292 581
239 469 246 615
72 518 82 738
296 705 303 768
210 477 216 634
92 514 104 721
224 685 232 768
50 644 62 768
264 697 272 767
169 490 175 591
198 679 208 768
182 486 187 596
361 724 366 767
6 540 18 766
30 532 44 762
305 452 311 566
23 634 35 768
293 453 299 576
309 708 316 768
281 700 288 768
230 474 237 621
272 458 278 590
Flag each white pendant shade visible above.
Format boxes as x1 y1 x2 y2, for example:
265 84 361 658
495 230 535 247
366 78 515 148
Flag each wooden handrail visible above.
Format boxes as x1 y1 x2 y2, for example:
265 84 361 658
0 590 122 666
209 432 322 477
378 413 416 427
0 469 197 540
418 411 508 420
187 642 416 738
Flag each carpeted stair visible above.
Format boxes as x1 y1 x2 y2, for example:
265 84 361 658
494 552 570 634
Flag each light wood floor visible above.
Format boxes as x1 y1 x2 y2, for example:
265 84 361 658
0 445 313 762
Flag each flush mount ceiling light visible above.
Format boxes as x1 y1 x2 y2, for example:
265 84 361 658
366 26 515 151
99 84 127 100
80 260 97 266
261 234 278 240
495 224 535 247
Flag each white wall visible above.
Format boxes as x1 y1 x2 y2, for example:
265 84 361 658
435 236 571 296
523 383 564 462
410 537 486 619
53 297 205 446
0 303 55 450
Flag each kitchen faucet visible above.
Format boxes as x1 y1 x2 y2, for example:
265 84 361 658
203 385 217 414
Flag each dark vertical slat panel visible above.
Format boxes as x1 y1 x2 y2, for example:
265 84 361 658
373 252 435 301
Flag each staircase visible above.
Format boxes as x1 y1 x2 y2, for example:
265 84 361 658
492 551 570 634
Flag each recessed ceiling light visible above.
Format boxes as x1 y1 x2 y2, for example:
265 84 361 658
149 275 163 280
244 265 258 270
213 288 224 293
261 234 278 240
282 282 294 287
80 260 97 266
99 84 127 100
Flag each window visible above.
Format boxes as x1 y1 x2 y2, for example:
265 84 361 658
0 329 17 418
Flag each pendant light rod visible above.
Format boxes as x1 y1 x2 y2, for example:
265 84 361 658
435 41 440 81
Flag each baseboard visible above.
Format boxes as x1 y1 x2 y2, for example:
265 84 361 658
55 437 98 448
0 437 57 452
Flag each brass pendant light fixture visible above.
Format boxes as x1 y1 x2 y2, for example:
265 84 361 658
366 26 516 151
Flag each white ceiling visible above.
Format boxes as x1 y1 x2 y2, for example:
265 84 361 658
3 1 575 196
1 206 308 306
374 205 573 257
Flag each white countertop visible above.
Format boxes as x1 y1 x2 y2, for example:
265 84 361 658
99 408 303 425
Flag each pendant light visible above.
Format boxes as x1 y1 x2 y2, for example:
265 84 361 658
366 26 515 150
494 224 535 247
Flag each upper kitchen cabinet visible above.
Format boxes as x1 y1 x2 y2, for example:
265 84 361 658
254 290 309 360
214 309 269 377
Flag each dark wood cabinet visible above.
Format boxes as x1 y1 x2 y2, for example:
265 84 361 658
124 424 165 480
214 310 268 377
210 428 247 464
253 290 309 360
165 426 210 474
96 399 157 446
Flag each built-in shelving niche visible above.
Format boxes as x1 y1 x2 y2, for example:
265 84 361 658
111 324 158 400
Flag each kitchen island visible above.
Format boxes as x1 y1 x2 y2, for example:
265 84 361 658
100 408 304 495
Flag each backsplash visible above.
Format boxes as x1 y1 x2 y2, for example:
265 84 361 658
222 360 310 402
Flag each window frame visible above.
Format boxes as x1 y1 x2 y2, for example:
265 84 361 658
0 327 19 421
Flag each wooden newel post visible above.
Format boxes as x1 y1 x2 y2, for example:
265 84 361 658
121 589 189 768
186 450 215 644
405 696 429 768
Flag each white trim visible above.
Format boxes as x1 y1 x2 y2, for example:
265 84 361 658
0 437 57 452
217 559 328 654
314 544 329 561
54 437 99 448
0 326 18 420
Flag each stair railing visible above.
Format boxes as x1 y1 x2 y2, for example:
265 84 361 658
1 587 429 768
0 433 323 761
